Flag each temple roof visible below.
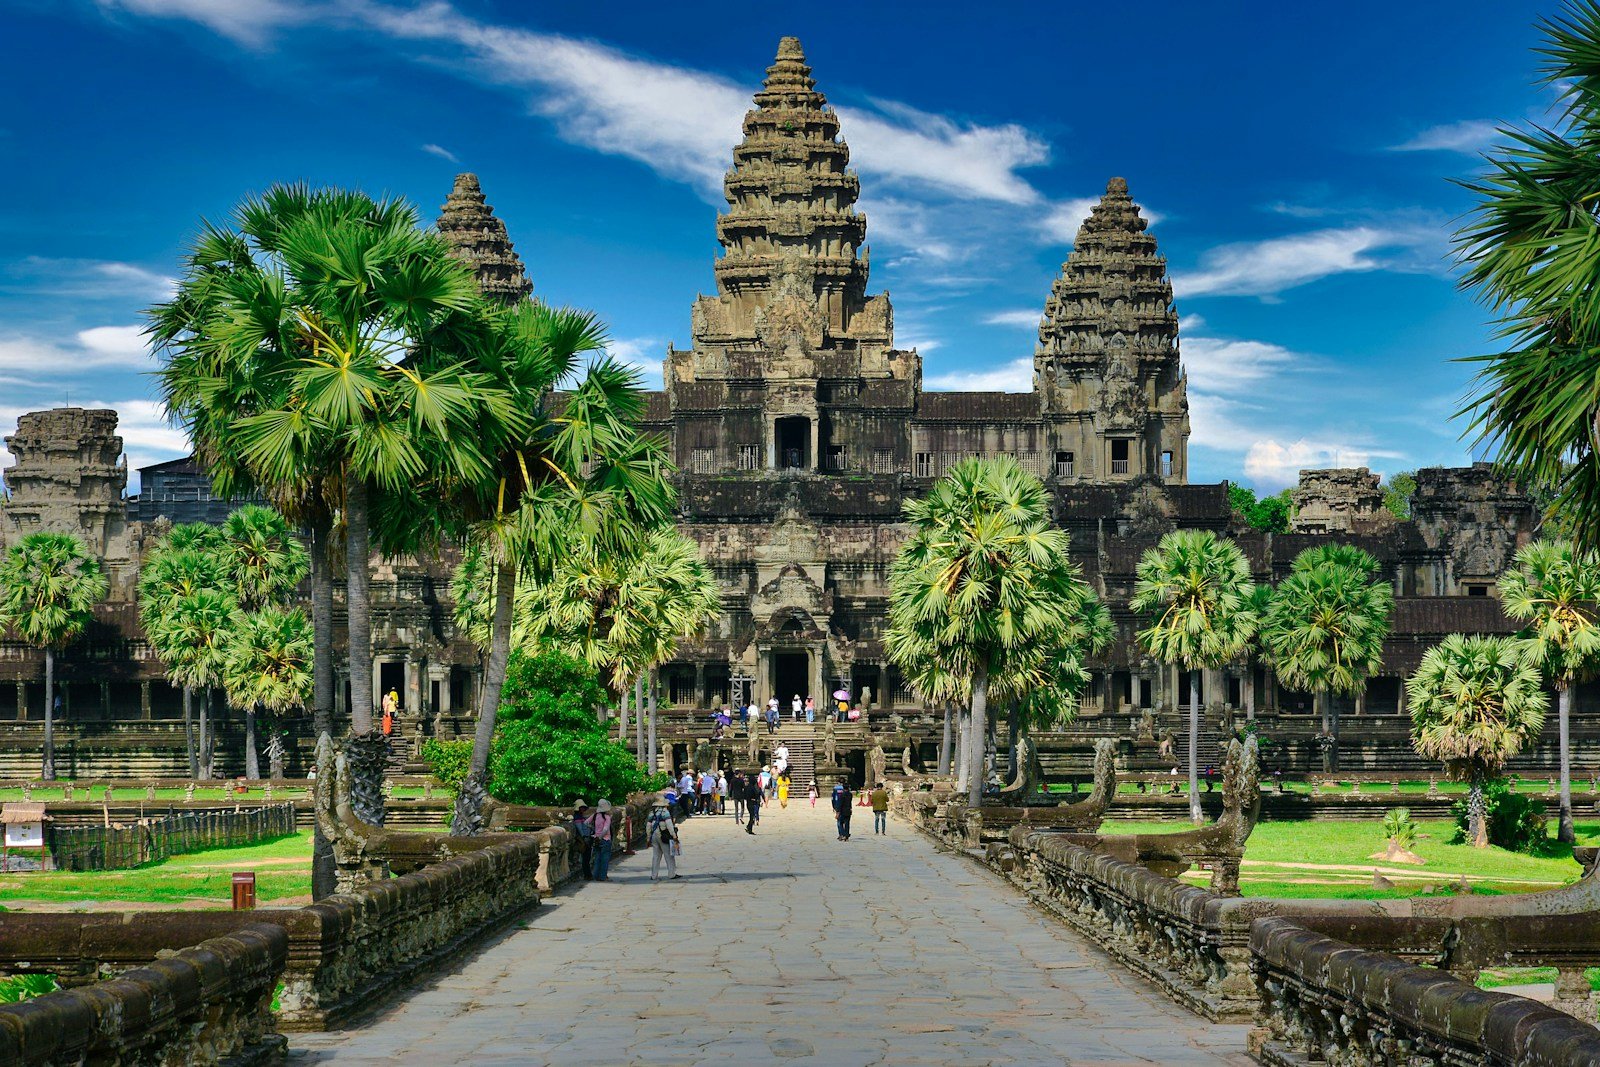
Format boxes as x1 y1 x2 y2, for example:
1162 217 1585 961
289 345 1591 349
436 173 532 305
914 392 1040 421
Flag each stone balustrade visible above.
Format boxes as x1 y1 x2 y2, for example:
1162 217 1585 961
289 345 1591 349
0 924 287 1066
1249 916 1600 1066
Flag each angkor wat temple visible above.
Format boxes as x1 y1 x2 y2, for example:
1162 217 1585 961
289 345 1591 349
0 38 1583 780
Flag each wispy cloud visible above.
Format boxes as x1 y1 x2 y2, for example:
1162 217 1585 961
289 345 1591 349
604 336 664 388
1243 438 1403 488
1173 227 1424 299
0 325 154 373
981 309 1041 329
421 142 460 163
5 258 177 301
95 0 313 45
924 356 1031 392
1391 119 1500 154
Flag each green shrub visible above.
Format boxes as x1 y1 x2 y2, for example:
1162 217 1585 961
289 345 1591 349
1382 807 1417 850
0 974 57 1003
420 738 472 791
1451 779 1549 853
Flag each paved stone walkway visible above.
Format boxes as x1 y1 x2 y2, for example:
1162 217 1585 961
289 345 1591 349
291 801 1251 1066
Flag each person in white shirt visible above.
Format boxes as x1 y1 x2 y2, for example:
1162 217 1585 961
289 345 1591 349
791 694 803 721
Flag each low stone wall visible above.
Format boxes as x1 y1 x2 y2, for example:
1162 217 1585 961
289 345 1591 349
1249 917 1600 1065
0 923 287 1066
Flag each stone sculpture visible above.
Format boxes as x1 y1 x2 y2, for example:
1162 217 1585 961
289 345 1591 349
998 735 1046 799
869 742 888 787
312 732 390 893
823 720 837 765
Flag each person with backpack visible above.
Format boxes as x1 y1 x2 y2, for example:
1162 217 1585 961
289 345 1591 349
833 782 854 840
647 796 680 881
591 799 615 880
571 801 595 881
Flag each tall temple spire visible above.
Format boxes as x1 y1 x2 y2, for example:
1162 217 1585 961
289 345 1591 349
436 173 532 305
714 36 868 307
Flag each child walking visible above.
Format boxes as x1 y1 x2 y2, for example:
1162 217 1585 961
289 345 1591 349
808 782 818 807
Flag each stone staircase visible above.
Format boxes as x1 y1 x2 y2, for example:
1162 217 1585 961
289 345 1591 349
775 724 816 795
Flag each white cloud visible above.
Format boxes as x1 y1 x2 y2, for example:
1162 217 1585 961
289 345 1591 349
95 0 312 45
1242 439 1402 491
1173 227 1413 299
982 309 1041 329
1182 336 1300 393
0 325 154 372
7 258 177 301
1036 198 1099 245
1178 314 1205 332
840 100 1048 205
924 357 1032 392
421 142 460 163
604 336 664 388
1391 119 1499 154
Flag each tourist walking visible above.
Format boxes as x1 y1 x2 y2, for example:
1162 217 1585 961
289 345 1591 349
832 782 853 840
808 782 818 807
745 775 762 833
677 769 696 818
698 769 715 814
647 797 679 881
804 696 815 722
571 801 595 881
870 781 889 834
591 799 615 880
716 771 728 814
731 772 746 821
778 771 790 808
791 694 803 721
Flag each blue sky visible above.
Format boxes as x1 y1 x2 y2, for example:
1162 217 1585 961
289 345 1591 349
0 0 1562 491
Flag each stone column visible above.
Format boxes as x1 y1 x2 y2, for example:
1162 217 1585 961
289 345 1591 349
101 681 111 719
405 656 422 716
1396 679 1406 715
1243 669 1255 720
371 658 385 710
140 681 152 721
755 648 770 705
15 682 25 721
694 662 706 710
808 649 824 707
877 663 891 711
1354 688 1366 717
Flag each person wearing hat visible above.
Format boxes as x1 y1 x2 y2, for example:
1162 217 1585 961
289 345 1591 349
591 799 615 881
570 801 595 881
646 796 680 881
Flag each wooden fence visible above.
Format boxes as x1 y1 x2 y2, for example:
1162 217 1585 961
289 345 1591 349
47 803 297 871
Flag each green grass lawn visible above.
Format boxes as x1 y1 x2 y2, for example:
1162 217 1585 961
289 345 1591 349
0 830 313 908
1094 818 1595 899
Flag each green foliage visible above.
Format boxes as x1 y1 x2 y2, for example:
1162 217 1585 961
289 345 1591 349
1228 484 1294 533
1261 544 1393 697
1383 807 1418 850
1498 539 1600 685
485 649 657 805
1454 3 1600 551
1408 634 1549 781
420 738 473 791
0 532 109 650
222 606 312 715
0 974 57 1003
1131 529 1259 671
1451 780 1551 852
1382 471 1417 518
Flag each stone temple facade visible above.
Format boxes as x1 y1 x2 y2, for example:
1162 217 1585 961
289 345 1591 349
0 36 1580 778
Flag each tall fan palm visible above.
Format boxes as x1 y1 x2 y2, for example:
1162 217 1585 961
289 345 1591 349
150 184 515 826
1498 539 1600 843
1260 544 1393 773
887 456 1088 807
137 529 231 778
1130 529 1259 824
219 505 309 611
1408 634 1548 847
223 606 313 779
0 533 109 780
1455 2 1600 547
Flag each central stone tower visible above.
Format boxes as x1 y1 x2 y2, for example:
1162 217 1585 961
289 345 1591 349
665 36 920 476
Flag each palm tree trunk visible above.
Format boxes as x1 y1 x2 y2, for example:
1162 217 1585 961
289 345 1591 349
182 686 198 779
1007 699 1020 776
968 667 989 807
618 683 629 743
310 513 337 899
647 669 659 774
954 706 969 794
343 476 386 826
42 648 56 781
1559 681 1575 845
634 672 645 762
244 703 260 780
1468 772 1489 848
1189 667 1202 825
1316 689 1334 773
452 557 515 837
199 688 211 780
939 702 952 775
1327 688 1341 772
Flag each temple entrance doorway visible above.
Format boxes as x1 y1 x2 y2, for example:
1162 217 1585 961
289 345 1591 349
379 662 405 711
772 651 809 706
775 416 810 470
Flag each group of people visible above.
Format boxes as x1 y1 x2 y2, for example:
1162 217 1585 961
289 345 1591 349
712 695 866 733
829 781 891 840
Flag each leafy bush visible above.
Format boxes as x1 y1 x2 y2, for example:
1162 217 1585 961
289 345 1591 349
486 648 662 806
1451 779 1549 853
0 974 57 1003
420 738 472 791
1382 807 1417 850
1228 484 1293 533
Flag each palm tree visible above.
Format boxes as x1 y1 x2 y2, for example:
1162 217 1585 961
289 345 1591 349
150 184 512 825
137 529 230 777
1130 529 1259 824
223 606 313 779
0 533 109 780
219 505 309 611
1259 544 1393 772
1408 634 1548 847
1455 2 1600 547
887 456 1089 807
151 590 238 779
1498 539 1600 843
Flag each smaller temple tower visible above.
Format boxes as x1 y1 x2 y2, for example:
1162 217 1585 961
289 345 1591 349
1 407 128 555
436 173 532 305
1034 178 1189 483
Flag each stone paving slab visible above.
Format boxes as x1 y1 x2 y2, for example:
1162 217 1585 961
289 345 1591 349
290 801 1251 1066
